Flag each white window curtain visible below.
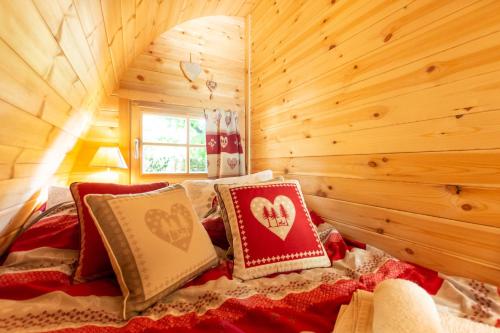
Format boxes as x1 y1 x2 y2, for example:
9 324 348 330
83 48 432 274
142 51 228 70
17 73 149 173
204 108 245 178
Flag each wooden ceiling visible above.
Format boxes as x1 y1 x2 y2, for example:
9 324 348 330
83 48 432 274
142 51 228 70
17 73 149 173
1 0 253 134
119 16 245 110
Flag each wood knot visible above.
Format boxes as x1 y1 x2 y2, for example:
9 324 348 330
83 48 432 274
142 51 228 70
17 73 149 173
283 168 289 174
376 228 384 234
136 74 145 81
288 79 292 84
368 161 378 168
329 44 336 50
316 190 327 197
332 140 337 144
292 114 297 119
353 64 358 69
385 218 391 223
191 84 198 90
446 185 462 195
426 65 436 73
373 112 380 118
305 134 311 138
461 203 472 211
405 248 414 255
384 33 393 42
155 57 162 63
455 114 464 119
382 157 389 163
335 101 340 105
282 68 287 73
327 185 333 190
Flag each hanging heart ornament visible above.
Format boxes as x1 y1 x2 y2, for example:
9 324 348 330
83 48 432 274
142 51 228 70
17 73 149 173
180 61 202 82
206 80 217 91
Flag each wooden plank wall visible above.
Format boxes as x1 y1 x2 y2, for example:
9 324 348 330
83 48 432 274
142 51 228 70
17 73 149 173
68 95 131 185
249 0 500 284
0 0 253 243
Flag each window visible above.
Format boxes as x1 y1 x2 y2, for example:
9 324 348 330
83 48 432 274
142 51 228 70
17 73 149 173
141 113 207 174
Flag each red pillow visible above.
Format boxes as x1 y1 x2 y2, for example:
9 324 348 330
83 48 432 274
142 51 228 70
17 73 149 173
70 182 168 282
215 180 331 280
201 214 230 250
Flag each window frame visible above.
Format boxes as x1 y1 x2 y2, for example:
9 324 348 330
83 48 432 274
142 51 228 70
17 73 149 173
140 110 207 175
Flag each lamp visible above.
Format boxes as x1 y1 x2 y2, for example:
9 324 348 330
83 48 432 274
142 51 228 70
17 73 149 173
90 146 128 172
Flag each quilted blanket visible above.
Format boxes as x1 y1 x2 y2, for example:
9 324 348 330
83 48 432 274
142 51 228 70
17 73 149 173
0 204 498 332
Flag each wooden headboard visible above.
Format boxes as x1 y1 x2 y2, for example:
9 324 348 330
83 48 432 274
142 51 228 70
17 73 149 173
249 0 500 285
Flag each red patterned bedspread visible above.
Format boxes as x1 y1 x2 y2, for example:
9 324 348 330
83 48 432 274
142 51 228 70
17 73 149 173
0 206 498 333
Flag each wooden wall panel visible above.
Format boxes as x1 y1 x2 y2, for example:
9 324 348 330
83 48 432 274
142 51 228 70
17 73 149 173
0 0 253 242
69 96 129 184
250 0 500 283
118 16 245 111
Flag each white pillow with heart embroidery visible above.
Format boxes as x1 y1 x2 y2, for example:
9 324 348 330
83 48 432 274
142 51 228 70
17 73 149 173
84 185 218 319
215 179 331 280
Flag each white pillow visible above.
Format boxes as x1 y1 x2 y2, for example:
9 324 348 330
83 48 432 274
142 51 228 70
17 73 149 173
84 185 218 319
182 170 274 218
46 186 74 209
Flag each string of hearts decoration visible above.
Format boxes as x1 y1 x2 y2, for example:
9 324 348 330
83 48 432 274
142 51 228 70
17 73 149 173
206 80 217 100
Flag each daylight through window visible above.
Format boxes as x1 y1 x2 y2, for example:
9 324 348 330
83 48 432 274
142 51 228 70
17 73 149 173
141 113 207 174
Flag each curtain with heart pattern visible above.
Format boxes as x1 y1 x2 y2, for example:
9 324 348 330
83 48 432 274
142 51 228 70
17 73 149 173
204 108 245 178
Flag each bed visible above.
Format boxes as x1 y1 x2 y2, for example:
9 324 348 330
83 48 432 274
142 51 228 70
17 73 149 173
0 202 498 333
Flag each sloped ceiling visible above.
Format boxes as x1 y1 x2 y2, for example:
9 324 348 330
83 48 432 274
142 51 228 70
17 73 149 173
118 15 245 110
0 0 253 239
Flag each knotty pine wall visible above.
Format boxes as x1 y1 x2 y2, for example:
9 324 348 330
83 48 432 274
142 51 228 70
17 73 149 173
250 0 500 284
0 0 253 247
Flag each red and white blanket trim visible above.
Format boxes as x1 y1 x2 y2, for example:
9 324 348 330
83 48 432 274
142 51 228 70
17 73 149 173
0 208 498 333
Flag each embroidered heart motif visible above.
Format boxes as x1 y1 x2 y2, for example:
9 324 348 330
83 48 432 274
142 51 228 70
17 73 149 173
220 136 228 148
227 157 238 169
180 61 201 82
144 204 193 251
250 196 296 240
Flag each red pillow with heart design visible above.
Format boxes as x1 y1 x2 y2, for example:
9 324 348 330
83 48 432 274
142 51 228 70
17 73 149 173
70 181 169 283
215 180 331 280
